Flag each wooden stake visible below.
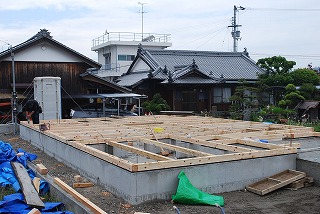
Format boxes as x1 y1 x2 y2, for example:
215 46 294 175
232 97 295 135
36 163 48 175
33 177 41 193
148 125 169 156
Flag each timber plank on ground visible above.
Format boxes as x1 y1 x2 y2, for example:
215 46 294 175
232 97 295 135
11 161 45 209
54 177 107 214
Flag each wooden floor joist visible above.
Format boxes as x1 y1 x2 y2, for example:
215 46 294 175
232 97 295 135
21 115 320 172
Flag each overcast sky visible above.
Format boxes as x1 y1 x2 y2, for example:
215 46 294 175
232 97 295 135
1 0 319 69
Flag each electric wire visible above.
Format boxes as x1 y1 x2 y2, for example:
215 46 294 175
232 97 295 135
251 53 320 59
0 81 34 124
99 64 131 72
246 7 320 12
57 81 90 118
195 27 228 49
174 26 228 49
220 27 229 51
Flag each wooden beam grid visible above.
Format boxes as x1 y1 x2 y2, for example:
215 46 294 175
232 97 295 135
20 116 319 172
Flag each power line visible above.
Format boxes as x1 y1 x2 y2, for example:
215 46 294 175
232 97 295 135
174 26 227 49
246 7 320 11
251 53 320 58
195 27 228 49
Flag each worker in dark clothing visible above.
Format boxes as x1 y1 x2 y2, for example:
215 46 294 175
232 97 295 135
24 99 41 124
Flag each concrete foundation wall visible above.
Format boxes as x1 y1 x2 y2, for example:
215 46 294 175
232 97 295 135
297 158 320 186
0 124 15 134
20 125 297 205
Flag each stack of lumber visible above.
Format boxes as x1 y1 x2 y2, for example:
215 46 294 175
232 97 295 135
246 169 314 195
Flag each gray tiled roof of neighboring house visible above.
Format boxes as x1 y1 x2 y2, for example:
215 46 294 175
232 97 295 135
161 76 223 84
117 71 149 87
141 49 262 80
117 48 263 87
118 67 168 87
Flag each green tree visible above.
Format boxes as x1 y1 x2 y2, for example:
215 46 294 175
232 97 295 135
285 84 296 94
229 80 258 120
299 83 317 100
257 56 296 75
278 84 305 109
142 93 170 114
258 73 293 86
256 56 296 106
289 68 320 86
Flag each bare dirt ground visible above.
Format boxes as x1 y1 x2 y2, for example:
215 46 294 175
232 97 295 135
1 132 320 214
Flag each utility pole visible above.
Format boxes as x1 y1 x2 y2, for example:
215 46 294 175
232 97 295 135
1 40 17 134
10 46 18 134
138 2 146 41
0 40 18 134
228 5 245 52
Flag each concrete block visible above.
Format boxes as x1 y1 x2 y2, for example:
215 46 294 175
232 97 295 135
0 124 15 134
297 158 320 186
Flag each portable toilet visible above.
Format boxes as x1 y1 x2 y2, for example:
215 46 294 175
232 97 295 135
33 77 61 120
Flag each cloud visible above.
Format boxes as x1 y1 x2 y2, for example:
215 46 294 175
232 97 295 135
0 0 319 68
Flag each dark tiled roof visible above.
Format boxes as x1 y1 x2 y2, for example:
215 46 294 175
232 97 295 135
118 69 168 87
117 71 149 87
117 48 263 87
161 76 222 84
140 49 261 80
0 29 101 68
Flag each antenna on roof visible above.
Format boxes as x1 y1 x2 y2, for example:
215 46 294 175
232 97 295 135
228 5 245 52
138 2 147 41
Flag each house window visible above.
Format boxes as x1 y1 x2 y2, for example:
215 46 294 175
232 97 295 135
118 55 135 61
213 87 231 103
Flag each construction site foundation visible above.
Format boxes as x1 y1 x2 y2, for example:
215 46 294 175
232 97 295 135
20 124 297 205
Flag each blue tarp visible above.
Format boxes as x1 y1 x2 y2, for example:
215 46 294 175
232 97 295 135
0 141 49 194
0 140 73 214
0 193 73 214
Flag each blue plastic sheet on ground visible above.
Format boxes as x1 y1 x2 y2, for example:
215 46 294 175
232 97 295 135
0 141 49 194
0 193 73 214
16 148 38 168
0 140 73 214
263 121 273 124
0 142 16 164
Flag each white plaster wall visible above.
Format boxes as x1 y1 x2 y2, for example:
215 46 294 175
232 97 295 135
131 59 150 72
7 43 82 62
94 41 171 75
